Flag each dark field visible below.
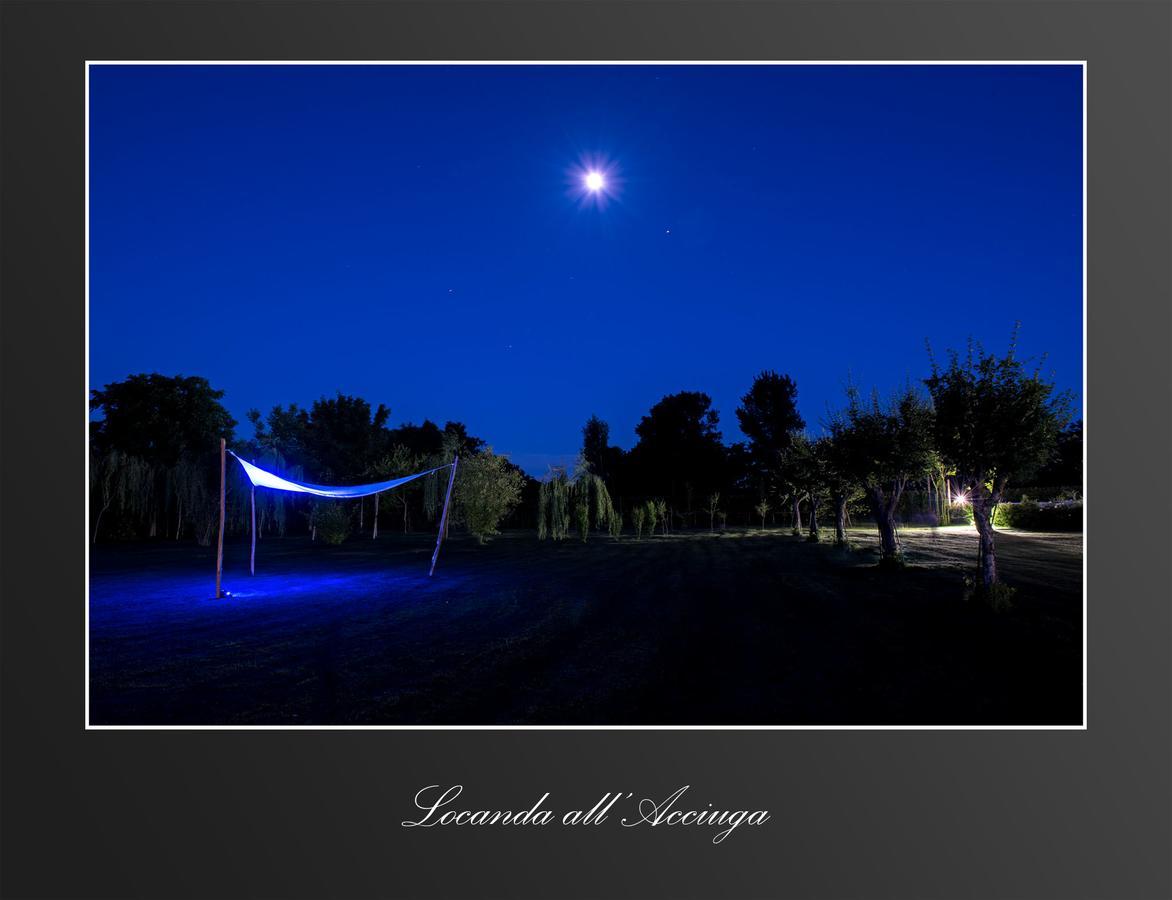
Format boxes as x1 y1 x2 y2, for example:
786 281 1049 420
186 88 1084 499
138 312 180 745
88 526 1083 726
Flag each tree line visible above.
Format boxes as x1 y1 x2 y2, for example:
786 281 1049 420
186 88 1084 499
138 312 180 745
90 327 1079 598
90 378 527 547
553 328 1077 598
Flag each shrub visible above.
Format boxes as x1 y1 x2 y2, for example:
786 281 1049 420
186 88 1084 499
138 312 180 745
456 449 526 544
644 500 659 536
964 575 1017 611
653 499 668 535
992 500 1082 532
314 501 352 545
754 500 770 531
608 508 623 539
950 503 974 524
632 505 647 540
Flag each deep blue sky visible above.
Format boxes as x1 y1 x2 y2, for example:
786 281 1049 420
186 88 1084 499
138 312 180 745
90 64 1083 474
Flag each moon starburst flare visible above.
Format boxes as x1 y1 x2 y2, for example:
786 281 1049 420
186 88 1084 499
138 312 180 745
567 155 621 209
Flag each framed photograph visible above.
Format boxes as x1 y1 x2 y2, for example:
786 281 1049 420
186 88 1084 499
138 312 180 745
2 2 1169 898
83 59 1085 731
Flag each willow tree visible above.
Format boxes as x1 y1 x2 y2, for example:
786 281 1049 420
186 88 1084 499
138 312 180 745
834 386 936 566
538 460 614 542
925 333 1069 593
537 472 572 541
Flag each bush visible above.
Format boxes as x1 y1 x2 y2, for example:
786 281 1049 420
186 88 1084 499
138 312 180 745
992 500 1082 532
644 501 659 536
952 504 974 524
314 501 352 545
456 449 526 544
632 506 647 540
608 508 623 539
964 575 1017 611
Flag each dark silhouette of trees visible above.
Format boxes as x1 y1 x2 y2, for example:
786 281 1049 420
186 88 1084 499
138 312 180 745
736 371 806 531
303 394 391 481
925 335 1070 591
582 415 610 474
736 370 804 479
90 374 236 542
818 429 861 547
1033 420 1082 491
91 374 236 466
787 435 828 542
832 386 936 565
581 414 624 488
628 391 726 513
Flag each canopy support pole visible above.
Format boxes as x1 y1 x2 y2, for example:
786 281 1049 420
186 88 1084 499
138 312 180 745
215 438 226 598
250 485 256 575
429 456 458 577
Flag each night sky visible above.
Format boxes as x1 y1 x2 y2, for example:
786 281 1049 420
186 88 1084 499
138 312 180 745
90 64 1083 475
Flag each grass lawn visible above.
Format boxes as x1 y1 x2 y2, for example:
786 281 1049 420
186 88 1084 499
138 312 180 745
88 525 1082 726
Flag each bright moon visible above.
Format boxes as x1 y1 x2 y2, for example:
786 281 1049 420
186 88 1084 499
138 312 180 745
585 171 605 192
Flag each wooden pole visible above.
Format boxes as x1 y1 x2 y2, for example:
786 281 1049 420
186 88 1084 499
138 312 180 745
250 485 256 575
215 438 226 598
373 492 379 540
429 456 458 577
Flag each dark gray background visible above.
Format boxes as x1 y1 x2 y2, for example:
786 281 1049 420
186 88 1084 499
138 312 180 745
2 2 1169 898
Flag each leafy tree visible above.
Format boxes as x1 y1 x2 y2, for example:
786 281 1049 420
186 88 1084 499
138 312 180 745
754 499 770 531
248 404 309 470
303 393 390 482
833 386 936 565
629 392 726 510
736 371 804 488
787 435 828 542
924 335 1070 590
454 449 525 543
819 429 862 546
369 444 420 536
91 373 236 466
580 415 624 488
90 374 235 541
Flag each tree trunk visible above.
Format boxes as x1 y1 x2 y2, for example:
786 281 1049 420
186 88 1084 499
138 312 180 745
868 486 901 563
373 493 379 540
970 483 1004 588
791 494 803 534
833 494 848 546
807 494 820 541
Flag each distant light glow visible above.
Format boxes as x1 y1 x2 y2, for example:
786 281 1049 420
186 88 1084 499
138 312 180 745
585 171 605 192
